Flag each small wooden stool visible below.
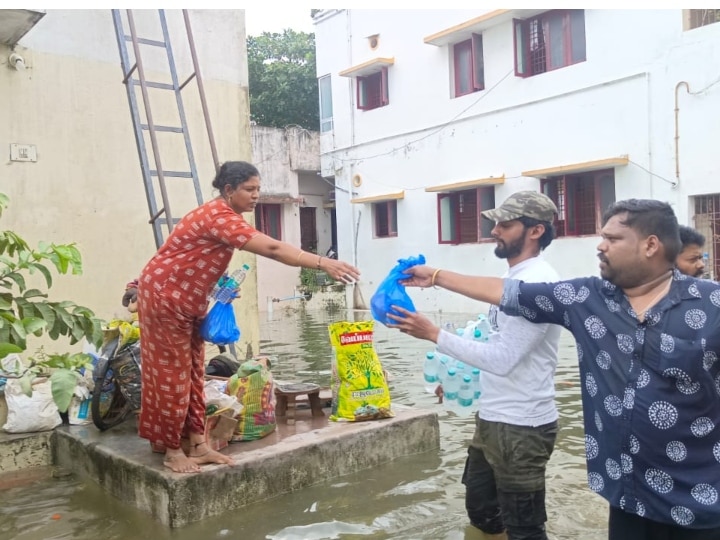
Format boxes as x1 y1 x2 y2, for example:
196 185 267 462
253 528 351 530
275 383 324 425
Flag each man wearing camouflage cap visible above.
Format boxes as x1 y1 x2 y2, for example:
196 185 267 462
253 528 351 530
388 190 561 540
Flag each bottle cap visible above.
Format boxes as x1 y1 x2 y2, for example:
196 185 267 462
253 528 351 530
472 368 480 374
463 375 471 382
426 352 435 359
447 368 457 376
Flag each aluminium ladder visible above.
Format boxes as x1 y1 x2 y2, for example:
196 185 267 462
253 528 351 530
112 9 219 249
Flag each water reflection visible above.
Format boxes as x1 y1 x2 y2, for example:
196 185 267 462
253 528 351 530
0 308 608 540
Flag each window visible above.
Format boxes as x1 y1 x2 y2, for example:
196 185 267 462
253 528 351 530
541 169 615 237
357 67 389 111
453 34 484 97
255 204 282 240
373 200 397 238
514 10 586 77
685 9 720 30
318 75 333 132
437 187 495 244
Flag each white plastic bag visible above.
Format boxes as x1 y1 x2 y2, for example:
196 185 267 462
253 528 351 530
3 378 62 433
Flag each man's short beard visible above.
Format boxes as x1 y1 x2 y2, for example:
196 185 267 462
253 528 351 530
494 230 527 260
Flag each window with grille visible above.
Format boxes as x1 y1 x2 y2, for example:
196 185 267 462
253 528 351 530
514 10 586 77
255 204 282 240
453 34 484 97
541 169 615 237
357 67 389 111
437 187 495 244
685 9 720 30
373 200 398 238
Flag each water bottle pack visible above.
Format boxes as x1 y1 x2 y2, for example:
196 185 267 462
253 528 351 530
421 312 491 414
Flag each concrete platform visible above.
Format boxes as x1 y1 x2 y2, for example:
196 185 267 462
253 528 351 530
51 403 440 528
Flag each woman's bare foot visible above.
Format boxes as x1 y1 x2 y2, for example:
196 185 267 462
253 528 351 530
188 441 235 467
163 448 201 473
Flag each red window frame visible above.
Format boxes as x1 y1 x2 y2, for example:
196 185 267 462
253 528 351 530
541 169 616 237
436 187 495 245
255 203 282 240
373 200 398 238
357 67 389 111
513 10 586 77
453 33 484 97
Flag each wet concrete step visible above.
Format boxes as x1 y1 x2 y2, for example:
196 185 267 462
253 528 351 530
52 404 440 528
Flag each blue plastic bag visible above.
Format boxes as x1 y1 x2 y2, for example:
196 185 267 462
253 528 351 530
371 254 426 326
200 301 240 345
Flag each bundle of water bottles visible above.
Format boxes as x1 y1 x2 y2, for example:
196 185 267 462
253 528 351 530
422 314 495 415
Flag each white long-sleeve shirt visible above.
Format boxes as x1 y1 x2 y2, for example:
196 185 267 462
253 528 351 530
436 256 561 427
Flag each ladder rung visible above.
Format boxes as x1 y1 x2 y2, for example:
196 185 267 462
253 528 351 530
131 80 175 90
125 35 166 48
150 170 193 178
141 124 184 133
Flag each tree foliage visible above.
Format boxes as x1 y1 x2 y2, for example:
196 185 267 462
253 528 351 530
247 29 319 130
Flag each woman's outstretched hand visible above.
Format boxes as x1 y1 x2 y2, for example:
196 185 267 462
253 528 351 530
320 257 360 285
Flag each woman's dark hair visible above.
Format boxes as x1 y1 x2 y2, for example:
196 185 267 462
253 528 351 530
211 161 260 192
602 199 681 262
517 216 555 251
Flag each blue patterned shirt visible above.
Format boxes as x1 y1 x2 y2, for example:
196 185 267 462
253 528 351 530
500 269 720 529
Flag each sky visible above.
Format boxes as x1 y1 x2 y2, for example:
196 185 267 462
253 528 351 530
244 8 315 36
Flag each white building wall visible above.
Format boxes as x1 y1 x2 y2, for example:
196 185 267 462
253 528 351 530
315 9 720 314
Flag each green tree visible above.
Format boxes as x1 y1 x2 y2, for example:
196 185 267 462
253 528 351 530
247 29 319 130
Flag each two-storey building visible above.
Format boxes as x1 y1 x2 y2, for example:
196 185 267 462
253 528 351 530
314 9 720 313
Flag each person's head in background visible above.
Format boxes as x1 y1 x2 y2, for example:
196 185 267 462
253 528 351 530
676 225 706 278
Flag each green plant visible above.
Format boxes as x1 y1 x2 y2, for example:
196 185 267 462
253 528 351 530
0 193 103 350
30 349 94 413
298 268 334 293
0 192 104 412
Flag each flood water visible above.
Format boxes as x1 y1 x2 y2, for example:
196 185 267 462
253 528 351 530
0 307 608 540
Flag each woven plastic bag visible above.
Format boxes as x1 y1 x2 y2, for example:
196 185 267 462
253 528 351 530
225 359 276 441
200 301 240 345
3 378 62 433
328 320 393 422
370 254 425 326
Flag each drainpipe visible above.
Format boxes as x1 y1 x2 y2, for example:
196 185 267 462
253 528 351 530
674 81 690 188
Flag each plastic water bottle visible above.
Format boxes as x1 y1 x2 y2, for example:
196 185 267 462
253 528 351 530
211 264 250 303
444 368 460 401
458 375 474 410
476 317 493 341
703 252 710 278
423 351 439 394
472 368 482 399
437 356 449 385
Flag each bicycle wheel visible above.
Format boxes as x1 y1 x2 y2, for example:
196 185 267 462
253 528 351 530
91 356 132 431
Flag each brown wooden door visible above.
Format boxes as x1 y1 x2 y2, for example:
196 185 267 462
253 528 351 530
300 207 317 253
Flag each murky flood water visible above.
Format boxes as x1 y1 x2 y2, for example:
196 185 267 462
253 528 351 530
0 308 608 540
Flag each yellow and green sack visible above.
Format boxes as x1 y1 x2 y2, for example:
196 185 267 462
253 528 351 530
328 320 393 422
226 359 276 441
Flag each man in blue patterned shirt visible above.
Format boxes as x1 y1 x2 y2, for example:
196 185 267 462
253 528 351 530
391 199 720 540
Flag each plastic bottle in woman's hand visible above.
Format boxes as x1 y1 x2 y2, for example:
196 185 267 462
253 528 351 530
211 264 250 303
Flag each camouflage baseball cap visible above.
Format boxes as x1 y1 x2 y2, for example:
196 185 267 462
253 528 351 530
481 191 558 222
